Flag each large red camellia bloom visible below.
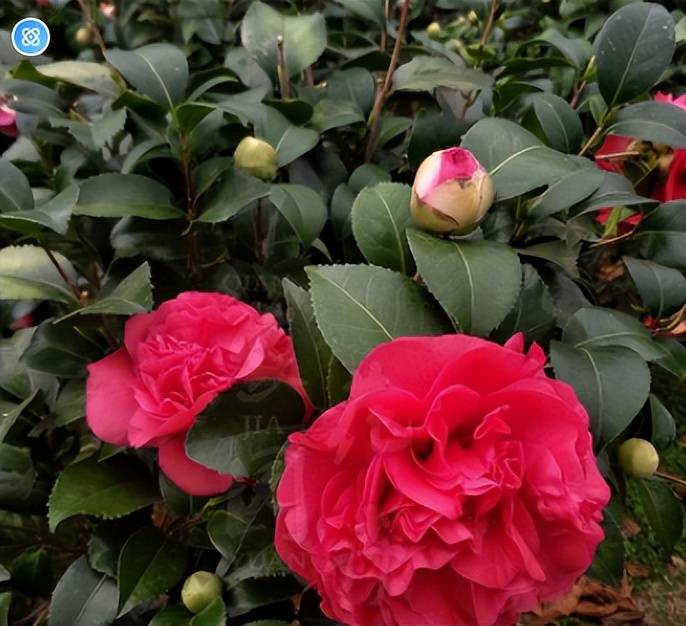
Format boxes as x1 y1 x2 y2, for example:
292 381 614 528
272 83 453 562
87 292 308 496
275 334 610 626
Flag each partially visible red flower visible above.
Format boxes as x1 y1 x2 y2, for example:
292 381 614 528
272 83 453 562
10 314 34 331
86 292 310 496
595 207 642 234
594 135 633 173
0 104 17 138
653 149 686 202
276 334 610 626
100 1 115 19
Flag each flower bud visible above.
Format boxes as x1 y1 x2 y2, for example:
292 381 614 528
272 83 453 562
410 147 494 234
0 104 17 138
426 22 441 37
234 136 278 180
181 571 223 614
618 438 660 478
75 27 94 46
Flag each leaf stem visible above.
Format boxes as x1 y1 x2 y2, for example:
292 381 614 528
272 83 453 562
380 0 390 52
365 0 411 162
76 0 107 56
655 470 686 489
42 246 82 302
276 36 290 99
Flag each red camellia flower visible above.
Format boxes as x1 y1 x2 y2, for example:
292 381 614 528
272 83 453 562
86 291 309 496
276 334 610 626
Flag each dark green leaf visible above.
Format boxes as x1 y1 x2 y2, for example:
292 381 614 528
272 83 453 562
117 526 187 615
408 230 521 336
531 92 583 153
0 444 35 504
150 606 193 626
48 457 160 532
550 341 651 445
76 174 183 220
586 508 624 585
529 169 604 222
283 279 332 410
36 61 120 97
0 328 57 400
634 201 686 271
333 0 385 28
351 183 413 274
595 2 675 106
191 598 226 626
256 108 319 168
269 184 327 248
105 44 189 109
308 99 364 133
624 257 686 318
635 478 684 553
186 380 305 477
198 169 270 224
0 185 78 236
48 556 118 626
392 56 492 93
0 160 33 212
241 2 327 77
650 394 676 451
608 101 686 148
307 264 450 372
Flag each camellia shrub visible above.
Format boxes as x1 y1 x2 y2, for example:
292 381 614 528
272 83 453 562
0 0 684 624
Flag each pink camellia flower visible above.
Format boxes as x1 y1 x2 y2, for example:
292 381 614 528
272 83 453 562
410 147 495 235
86 291 310 496
0 104 18 138
276 334 610 626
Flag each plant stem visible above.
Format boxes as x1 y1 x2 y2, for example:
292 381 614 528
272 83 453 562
42 246 82 302
179 136 201 279
655 470 686 489
578 124 604 157
365 0 411 162
380 0 390 51
276 36 290 99
76 0 107 56
479 0 499 48
254 198 265 264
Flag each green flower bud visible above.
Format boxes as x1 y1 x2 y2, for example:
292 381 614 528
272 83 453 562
234 136 278 180
181 571 223 614
426 22 441 37
618 438 660 478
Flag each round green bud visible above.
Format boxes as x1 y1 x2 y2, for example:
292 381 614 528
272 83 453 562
234 136 278 181
617 438 660 479
181 571 223 614
426 22 441 37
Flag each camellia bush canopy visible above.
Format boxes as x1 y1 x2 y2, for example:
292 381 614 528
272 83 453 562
0 0 685 625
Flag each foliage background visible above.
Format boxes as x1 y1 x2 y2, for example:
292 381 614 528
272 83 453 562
0 0 685 624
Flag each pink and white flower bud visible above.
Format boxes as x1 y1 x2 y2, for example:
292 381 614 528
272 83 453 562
411 147 494 234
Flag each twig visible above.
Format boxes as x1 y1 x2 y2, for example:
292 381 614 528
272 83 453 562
595 150 641 161
655 470 686 490
365 0 411 162
179 137 201 279
380 0 390 52
254 198 265 264
590 229 637 248
76 0 106 56
578 124 604 157
569 79 587 109
303 66 315 87
42 247 82 302
276 36 290 99
479 0 499 48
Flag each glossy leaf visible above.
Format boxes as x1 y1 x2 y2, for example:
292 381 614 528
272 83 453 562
624 257 686 318
635 479 684 554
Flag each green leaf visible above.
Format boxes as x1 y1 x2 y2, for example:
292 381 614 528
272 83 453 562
572 172 655 217
269 184 327 248
327 356 351 406
0 328 57 400
608 101 686 148
650 394 676 451
586 508 624 585
0 592 9 626
595 2 675 107
392 56 492 93
550 341 650 445
462 118 590 200
624 257 686 318
36 61 120 96
20 320 102 378
327 68 375 114
0 185 78 236
191 598 226 626
333 0 385 28
408 230 521 336
57 263 153 320
105 44 189 109
492 264 555 345
634 201 686 271
0 444 35 504
0 245 79 304
48 556 118 626
530 92 583 153
241 2 327 77
256 108 319 167
117 526 188 615
197 169 270 223
653 337 686 379
186 380 305 477
51 109 127 152
351 183 413 274
307 264 450 373
0 160 33 212
0 392 37 442
308 99 364 133
76 174 182 219
563 307 665 361
283 279 332 410
635 478 684 554
150 606 193 626
529 169 604 222
48 457 160 532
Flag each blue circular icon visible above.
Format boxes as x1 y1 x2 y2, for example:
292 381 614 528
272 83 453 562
11 18 51 57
